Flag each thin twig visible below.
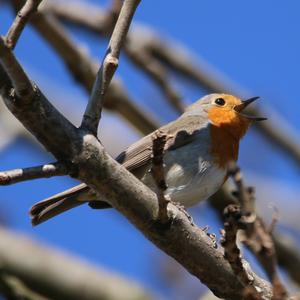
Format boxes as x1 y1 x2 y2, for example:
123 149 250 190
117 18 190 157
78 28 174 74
227 161 256 222
25 12 158 134
6 0 43 49
151 130 170 223
228 161 288 300
0 162 66 185
0 36 34 101
221 204 262 299
45 1 186 114
210 186 300 288
81 0 141 134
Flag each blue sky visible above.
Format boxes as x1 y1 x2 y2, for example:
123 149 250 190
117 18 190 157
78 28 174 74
1 1 300 299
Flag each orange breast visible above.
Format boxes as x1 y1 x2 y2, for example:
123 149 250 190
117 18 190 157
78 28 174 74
209 125 239 168
208 107 250 168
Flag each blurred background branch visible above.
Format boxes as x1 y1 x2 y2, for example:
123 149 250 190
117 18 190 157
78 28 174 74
0 227 152 300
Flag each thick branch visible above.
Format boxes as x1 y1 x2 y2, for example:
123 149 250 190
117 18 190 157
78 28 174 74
0 69 271 300
0 37 34 101
6 0 42 49
0 162 66 185
0 46 78 161
0 227 152 300
82 0 141 134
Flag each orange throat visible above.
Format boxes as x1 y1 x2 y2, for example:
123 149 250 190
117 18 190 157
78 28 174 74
208 107 250 168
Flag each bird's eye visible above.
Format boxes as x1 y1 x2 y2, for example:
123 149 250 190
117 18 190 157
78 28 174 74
215 98 226 106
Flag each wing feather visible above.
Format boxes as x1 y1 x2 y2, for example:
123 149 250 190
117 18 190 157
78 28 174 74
116 114 209 172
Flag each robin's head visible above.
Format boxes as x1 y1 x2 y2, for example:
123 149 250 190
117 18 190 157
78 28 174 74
187 93 266 139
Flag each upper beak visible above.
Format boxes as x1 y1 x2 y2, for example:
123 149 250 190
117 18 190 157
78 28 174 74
234 97 267 121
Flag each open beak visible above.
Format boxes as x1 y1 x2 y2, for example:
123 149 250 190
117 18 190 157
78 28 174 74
234 97 267 121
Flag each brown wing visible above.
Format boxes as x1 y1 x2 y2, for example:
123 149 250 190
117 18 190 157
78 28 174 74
116 134 153 170
116 114 208 172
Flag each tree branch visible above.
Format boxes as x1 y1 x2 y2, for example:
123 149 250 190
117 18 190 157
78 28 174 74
81 0 141 134
5 0 42 50
45 1 186 114
151 130 170 223
0 49 272 298
0 162 66 185
228 162 288 300
27 11 158 135
221 204 262 299
273 232 300 286
0 40 78 162
39 1 300 292
0 271 47 300
0 36 34 101
0 227 152 300
210 185 300 288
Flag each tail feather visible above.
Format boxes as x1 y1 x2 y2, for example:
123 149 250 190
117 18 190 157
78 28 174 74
30 197 86 226
30 183 110 226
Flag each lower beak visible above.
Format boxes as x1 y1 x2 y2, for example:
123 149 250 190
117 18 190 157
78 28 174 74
234 97 267 121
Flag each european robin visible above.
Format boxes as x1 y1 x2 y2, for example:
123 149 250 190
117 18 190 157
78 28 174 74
30 93 266 225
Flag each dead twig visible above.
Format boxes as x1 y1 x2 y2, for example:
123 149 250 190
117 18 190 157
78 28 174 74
0 162 66 185
228 161 288 300
210 186 300 288
227 162 256 222
6 0 42 49
151 130 170 223
81 0 141 134
221 204 262 299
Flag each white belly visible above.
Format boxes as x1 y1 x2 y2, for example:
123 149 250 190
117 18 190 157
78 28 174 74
140 147 227 207
165 162 226 207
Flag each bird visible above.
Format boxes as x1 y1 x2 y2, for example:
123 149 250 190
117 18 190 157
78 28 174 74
30 93 266 226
